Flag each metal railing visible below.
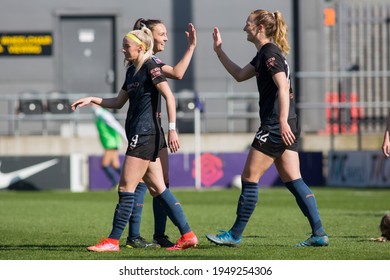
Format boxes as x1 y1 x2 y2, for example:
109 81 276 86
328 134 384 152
0 90 387 137
0 92 260 136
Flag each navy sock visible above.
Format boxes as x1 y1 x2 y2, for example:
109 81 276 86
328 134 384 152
230 181 258 239
155 188 190 235
108 192 134 240
285 178 326 236
102 166 119 186
114 167 121 175
127 182 148 240
153 183 169 238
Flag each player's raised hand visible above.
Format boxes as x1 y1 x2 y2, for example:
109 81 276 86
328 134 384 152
212 27 222 53
185 23 197 48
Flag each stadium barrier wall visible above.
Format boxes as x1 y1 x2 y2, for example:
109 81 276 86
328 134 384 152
327 151 390 187
0 154 87 191
88 152 324 190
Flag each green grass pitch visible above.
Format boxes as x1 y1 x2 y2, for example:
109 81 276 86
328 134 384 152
0 187 389 260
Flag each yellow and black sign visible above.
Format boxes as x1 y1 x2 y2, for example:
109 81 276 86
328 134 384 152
0 32 53 56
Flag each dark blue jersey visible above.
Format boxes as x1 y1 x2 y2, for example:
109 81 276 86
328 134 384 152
121 59 166 135
250 43 296 126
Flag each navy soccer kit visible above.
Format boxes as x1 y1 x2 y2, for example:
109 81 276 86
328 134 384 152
249 43 300 157
121 59 167 160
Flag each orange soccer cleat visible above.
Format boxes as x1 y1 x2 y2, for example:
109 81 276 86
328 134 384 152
87 238 120 252
166 231 198 251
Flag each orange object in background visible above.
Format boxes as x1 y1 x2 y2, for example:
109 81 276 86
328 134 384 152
323 92 364 134
324 8 336 26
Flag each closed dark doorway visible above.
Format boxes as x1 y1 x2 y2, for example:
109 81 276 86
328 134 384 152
58 16 116 94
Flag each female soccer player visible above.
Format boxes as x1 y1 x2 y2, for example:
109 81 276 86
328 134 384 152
91 103 127 189
205 9 328 247
126 18 197 249
71 26 198 252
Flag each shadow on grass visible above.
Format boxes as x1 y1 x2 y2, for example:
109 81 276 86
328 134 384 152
0 244 87 251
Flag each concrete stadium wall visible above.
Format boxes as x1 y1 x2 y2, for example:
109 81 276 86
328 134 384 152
0 0 294 96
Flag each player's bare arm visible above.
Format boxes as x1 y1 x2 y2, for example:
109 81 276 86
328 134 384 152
273 72 295 146
212 27 255 82
162 23 197 80
156 81 180 153
382 114 390 157
71 89 128 111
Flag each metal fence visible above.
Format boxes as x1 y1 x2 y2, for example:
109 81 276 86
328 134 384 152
308 1 390 133
0 90 387 137
0 92 260 136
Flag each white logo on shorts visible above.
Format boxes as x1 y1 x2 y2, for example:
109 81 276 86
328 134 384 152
129 135 139 149
255 130 269 144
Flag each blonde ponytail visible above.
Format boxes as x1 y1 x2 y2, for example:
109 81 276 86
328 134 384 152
273 11 290 56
